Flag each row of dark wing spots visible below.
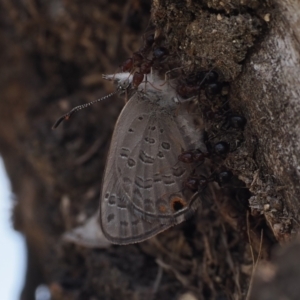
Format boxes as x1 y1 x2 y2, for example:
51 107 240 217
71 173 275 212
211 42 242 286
145 137 156 144
139 150 155 164
106 210 141 237
134 176 153 189
120 147 130 158
162 174 175 185
147 125 164 134
119 211 141 236
120 215 142 240
105 191 115 223
153 173 162 182
172 166 186 177
118 197 129 232
118 210 143 240
129 216 138 238
108 195 116 205
117 196 127 209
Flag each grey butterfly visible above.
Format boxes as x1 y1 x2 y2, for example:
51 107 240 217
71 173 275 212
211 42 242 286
99 72 208 244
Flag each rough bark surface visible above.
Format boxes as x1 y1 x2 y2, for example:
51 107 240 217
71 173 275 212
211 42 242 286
0 0 299 299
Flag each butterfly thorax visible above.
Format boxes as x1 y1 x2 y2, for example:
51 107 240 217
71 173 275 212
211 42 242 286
105 72 180 109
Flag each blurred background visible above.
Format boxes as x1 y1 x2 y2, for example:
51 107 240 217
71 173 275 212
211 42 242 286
0 1 151 299
0 158 26 300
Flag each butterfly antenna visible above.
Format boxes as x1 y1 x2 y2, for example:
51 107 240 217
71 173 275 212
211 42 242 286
52 91 118 129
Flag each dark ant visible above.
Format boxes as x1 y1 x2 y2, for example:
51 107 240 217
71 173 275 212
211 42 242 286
228 115 247 130
195 70 219 85
208 113 247 132
216 170 233 187
213 141 230 156
199 96 247 137
205 82 225 99
152 46 169 60
184 168 235 192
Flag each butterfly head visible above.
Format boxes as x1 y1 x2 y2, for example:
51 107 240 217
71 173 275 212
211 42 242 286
103 73 133 92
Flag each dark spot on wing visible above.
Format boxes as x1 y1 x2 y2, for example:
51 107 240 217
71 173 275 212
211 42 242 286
120 148 130 158
139 150 155 164
162 174 175 185
127 158 136 167
162 142 171 150
107 214 114 223
145 137 156 144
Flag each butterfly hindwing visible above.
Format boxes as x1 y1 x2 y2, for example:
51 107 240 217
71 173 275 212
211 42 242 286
100 92 207 244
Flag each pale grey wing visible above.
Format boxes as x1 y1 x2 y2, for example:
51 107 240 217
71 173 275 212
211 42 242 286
100 93 208 244
100 94 173 244
100 172 175 244
123 109 205 224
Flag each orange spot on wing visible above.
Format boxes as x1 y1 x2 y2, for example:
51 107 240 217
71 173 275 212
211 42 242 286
158 205 167 213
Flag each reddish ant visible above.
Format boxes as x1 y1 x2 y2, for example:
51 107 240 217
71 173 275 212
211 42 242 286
176 69 225 100
118 30 171 90
184 174 211 192
132 46 169 88
178 141 230 165
120 33 155 73
183 168 235 192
